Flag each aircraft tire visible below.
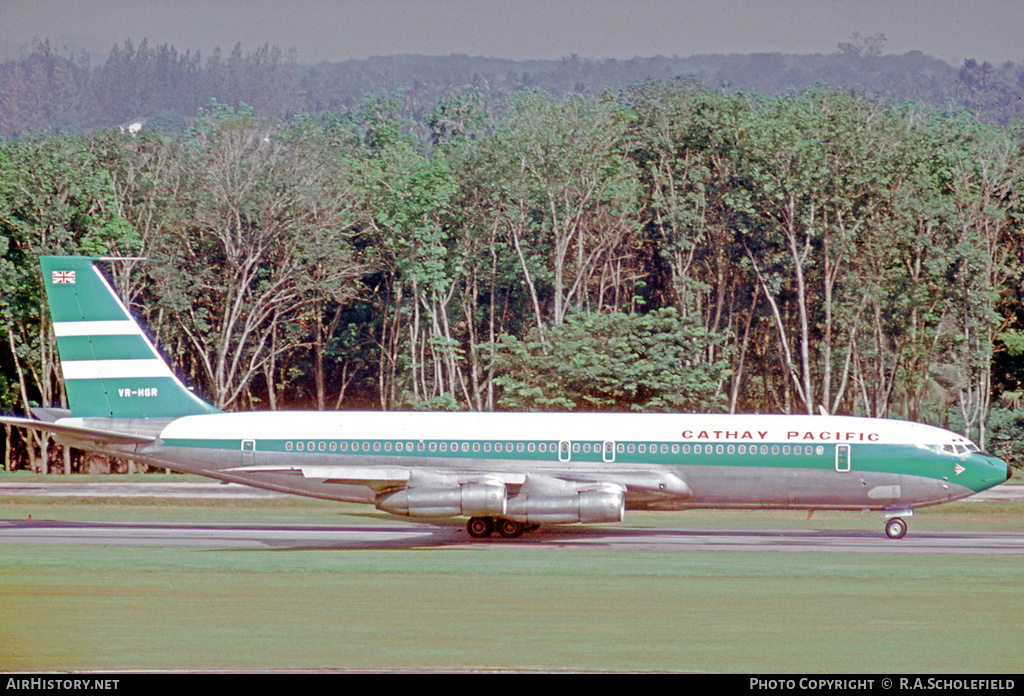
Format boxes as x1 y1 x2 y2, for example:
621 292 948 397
496 518 527 539
885 517 908 539
467 516 494 539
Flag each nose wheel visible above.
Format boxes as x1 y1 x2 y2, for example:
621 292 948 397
885 516 908 539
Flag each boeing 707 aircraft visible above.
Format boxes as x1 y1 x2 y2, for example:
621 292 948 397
1 257 1013 539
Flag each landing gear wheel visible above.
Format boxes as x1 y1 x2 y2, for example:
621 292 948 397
496 518 527 539
467 516 494 539
885 517 908 539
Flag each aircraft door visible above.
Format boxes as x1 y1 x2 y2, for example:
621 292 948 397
242 439 256 466
835 444 850 472
602 441 616 463
558 440 571 462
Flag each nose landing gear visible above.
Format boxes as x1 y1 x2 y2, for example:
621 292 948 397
885 516 908 539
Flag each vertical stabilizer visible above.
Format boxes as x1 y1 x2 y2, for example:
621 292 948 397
40 256 220 419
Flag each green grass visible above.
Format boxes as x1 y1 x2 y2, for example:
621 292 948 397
1 494 1022 672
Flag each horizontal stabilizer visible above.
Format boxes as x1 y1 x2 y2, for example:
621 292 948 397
0 416 157 447
29 407 73 423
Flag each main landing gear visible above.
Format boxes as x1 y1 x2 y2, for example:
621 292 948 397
885 516 908 539
466 516 538 540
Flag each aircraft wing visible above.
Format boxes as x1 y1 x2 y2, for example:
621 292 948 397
222 464 524 492
224 463 691 506
0 416 157 447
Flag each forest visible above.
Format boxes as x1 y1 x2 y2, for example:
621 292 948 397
4 35 1024 140
1 44 1023 474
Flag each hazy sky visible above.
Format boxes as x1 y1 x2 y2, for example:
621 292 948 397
2 0 1022 66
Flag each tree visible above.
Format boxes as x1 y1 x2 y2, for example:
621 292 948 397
487 91 644 334
493 309 730 412
149 105 355 409
0 135 134 471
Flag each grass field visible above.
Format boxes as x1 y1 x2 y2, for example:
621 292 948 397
1 482 1022 673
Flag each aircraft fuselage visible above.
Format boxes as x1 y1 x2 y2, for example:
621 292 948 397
61 410 1010 517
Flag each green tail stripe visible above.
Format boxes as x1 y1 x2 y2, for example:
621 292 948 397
40 256 220 419
55 335 159 362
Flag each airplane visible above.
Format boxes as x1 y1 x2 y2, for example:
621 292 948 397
0 256 1013 540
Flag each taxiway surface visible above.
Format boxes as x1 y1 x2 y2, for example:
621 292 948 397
2 480 1022 554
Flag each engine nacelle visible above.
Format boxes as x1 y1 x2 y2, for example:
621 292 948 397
376 483 507 518
504 489 625 524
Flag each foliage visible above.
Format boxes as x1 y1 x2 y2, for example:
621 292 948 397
984 407 1024 469
493 310 730 412
6 41 1024 139
2 80 1024 469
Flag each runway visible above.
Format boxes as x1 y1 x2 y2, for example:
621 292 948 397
2 480 1022 554
1 517 1022 554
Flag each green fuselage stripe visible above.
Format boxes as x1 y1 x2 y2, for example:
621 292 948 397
160 436 991 487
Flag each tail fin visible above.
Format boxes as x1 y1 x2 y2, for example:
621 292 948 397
40 256 220 419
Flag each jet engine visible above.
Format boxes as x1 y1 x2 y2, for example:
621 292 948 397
376 483 507 518
504 489 625 524
504 478 626 524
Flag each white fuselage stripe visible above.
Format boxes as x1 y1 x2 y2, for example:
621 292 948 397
62 359 173 380
54 320 139 337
